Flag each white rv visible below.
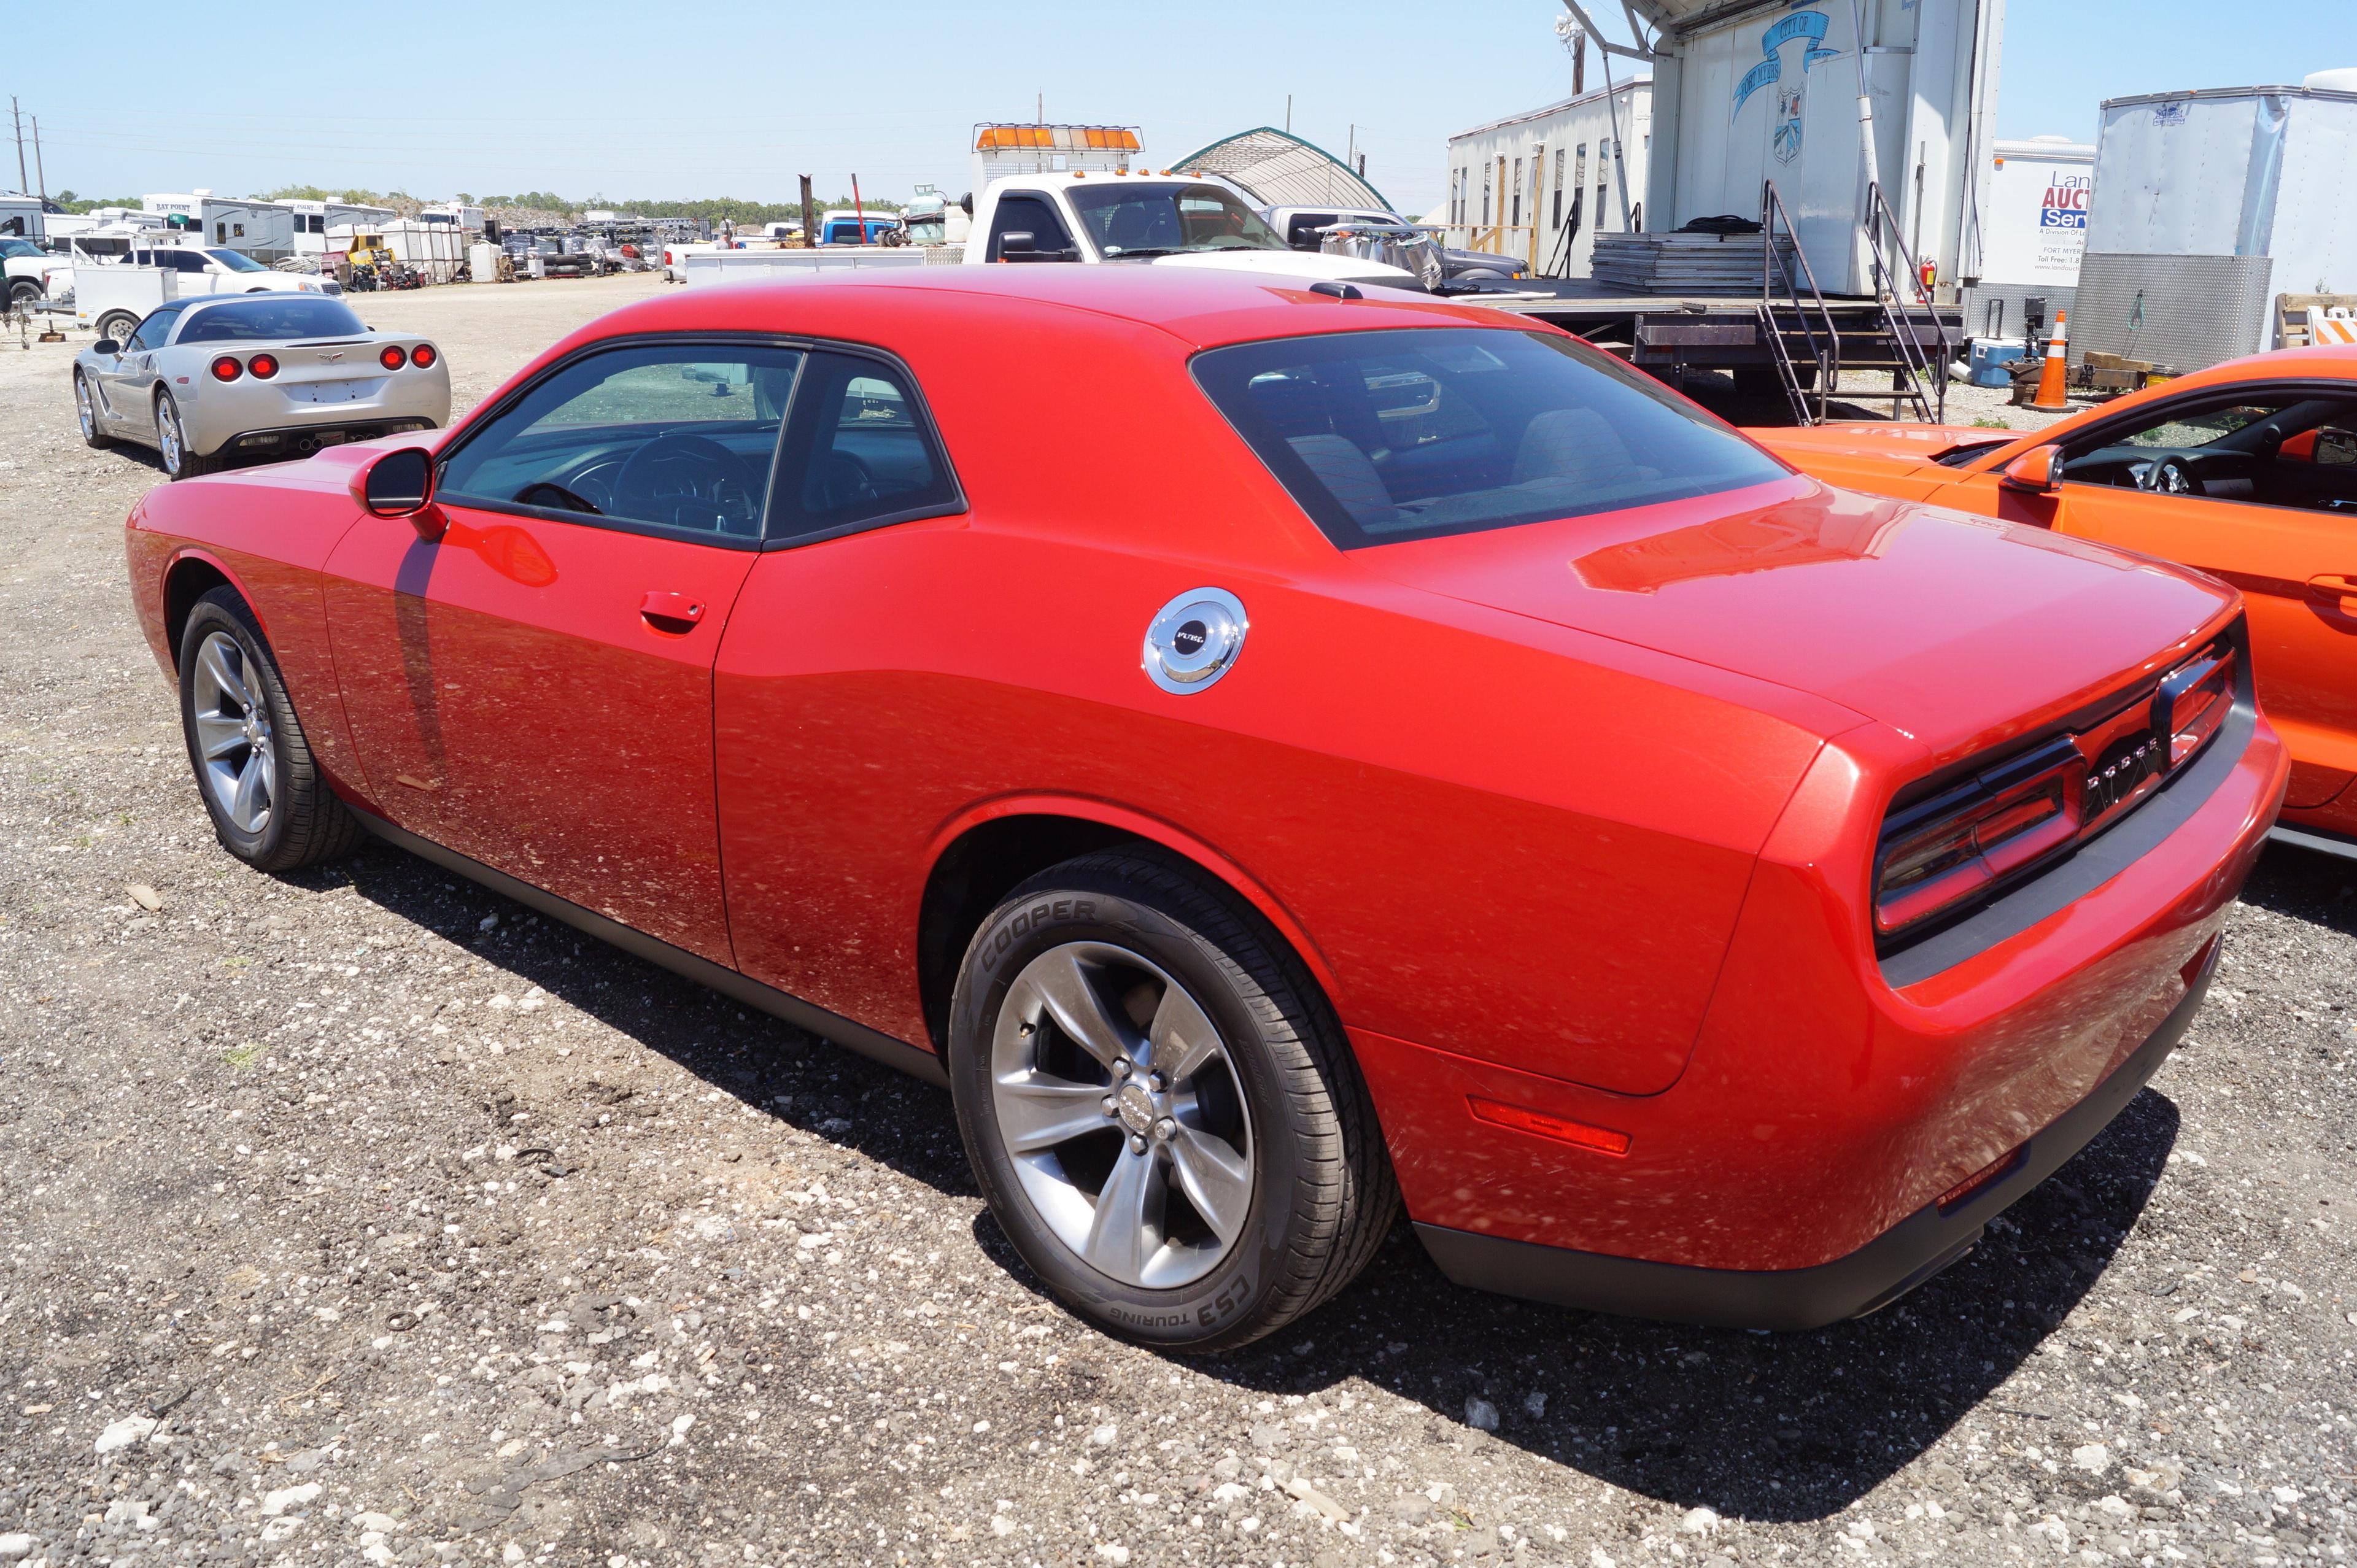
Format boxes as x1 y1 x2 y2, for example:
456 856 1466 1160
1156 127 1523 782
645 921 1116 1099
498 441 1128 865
281 199 398 258
141 192 296 261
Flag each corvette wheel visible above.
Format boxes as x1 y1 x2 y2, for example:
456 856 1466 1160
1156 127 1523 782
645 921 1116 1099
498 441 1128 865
178 587 362 871
75 373 109 450
949 851 1396 1351
157 392 214 479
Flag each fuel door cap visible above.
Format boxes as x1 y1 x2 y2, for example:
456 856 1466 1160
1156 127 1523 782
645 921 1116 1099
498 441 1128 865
1144 587 1247 694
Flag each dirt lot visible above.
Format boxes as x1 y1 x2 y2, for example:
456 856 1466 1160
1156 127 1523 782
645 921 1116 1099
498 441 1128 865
1 276 2353 1568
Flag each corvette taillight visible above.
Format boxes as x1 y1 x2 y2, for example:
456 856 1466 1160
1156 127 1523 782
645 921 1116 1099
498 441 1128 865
379 344 408 370
1875 741 2083 939
210 356 242 382
247 353 279 380
409 342 437 369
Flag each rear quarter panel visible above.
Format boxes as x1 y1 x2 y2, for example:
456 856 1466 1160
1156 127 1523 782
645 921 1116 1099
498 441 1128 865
713 295 1842 1097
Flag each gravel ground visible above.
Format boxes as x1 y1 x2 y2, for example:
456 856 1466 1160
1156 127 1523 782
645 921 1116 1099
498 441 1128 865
2 277 2354 1568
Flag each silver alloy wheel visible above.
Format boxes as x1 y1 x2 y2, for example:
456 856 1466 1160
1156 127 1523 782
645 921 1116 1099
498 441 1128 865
990 941 1255 1289
75 376 95 439
157 399 184 476
190 630 276 835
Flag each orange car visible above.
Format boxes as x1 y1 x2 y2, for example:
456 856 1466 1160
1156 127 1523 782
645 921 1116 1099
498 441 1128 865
1752 347 2357 856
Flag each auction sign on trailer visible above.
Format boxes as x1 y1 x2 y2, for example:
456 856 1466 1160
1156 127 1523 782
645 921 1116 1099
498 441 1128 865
1980 138 2094 287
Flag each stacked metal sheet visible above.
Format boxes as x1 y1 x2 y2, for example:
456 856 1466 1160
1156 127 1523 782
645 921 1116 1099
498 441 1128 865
1589 231 1797 294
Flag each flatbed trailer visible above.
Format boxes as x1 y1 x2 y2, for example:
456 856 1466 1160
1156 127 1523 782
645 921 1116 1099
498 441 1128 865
1463 277 1963 411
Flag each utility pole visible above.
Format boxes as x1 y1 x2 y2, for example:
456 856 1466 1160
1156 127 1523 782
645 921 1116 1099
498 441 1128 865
9 98 25 196
31 116 45 202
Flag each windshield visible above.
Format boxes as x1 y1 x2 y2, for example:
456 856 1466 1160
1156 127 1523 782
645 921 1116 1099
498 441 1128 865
0 238 40 259
1064 182 1285 258
206 248 269 272
1193 328 1791 549
175 296 368 344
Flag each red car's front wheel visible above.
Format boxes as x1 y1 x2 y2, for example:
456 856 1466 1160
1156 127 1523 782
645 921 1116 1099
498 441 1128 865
948 851 1396 1351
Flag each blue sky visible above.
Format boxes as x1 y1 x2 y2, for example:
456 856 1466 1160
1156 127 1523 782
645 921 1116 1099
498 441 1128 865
6 1 2343 215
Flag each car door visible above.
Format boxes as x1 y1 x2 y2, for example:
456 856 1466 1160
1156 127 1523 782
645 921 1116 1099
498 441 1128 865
985 192 1080 261
1933 385 2357 815
322 338 802 964
711 347 966 1026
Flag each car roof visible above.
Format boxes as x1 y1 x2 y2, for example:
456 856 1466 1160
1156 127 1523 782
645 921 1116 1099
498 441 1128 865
570 266 1531 355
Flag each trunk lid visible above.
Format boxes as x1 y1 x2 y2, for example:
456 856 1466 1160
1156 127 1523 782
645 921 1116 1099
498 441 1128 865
1355 476 2239 759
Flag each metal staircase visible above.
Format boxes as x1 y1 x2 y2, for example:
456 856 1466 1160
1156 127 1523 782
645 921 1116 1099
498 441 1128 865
1757 179 1960 426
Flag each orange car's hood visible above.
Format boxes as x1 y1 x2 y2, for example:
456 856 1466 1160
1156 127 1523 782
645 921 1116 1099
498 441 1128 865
1361 476 2237 760
1750 421 2014 470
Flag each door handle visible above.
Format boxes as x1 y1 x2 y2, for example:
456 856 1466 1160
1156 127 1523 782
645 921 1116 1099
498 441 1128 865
639 590 706 633
2309 573 2357 607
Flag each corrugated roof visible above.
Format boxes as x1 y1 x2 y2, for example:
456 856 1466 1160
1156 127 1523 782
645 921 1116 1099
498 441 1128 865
1170 127 1393 213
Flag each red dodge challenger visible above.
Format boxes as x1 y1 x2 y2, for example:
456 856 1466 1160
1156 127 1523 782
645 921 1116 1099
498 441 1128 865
125 269 2287 1350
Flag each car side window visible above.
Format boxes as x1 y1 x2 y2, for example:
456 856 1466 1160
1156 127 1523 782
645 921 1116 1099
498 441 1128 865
437 342 804 541
125 304 187 352
764 350 961 546
2061 391 2357 513
988 195 1077 261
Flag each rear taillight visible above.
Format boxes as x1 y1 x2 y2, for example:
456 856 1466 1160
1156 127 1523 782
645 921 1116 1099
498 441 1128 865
2154 647 2234 768
379 344 408 370
1875 635 2239 946
1875 743 2082 938
247 353 279 380
210 356 241 382
409 342 437 369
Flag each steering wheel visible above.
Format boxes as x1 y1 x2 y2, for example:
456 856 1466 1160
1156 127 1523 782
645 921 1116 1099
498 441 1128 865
2134 455 2197 495
610 433 761 531
812 451 878 514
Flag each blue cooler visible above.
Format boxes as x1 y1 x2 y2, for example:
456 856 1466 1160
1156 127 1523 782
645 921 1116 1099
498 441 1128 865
1969 339 2028 389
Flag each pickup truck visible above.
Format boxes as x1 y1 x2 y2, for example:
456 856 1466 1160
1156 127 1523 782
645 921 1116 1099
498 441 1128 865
2 236 62 309
962 174 1420 289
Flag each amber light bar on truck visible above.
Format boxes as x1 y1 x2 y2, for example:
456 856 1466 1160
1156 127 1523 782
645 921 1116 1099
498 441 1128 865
1874 639 2239 945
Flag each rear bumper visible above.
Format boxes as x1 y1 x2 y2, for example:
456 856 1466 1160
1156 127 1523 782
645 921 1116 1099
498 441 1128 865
1417 935 2215 1330
215 416 437 460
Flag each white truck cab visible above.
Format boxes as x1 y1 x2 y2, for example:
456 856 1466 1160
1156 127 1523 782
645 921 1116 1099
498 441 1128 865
962 173 1422 290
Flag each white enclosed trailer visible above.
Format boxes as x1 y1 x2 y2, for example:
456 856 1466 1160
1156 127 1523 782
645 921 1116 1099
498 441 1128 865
2074 77 2357 373
1619 0 2002 296
1964 135 2092 339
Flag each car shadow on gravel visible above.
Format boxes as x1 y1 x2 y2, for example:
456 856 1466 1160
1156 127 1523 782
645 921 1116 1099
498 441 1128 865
2242 839 2357 936
338 837 2178 1525
1177 1087 2183 1525
333 844 981 1199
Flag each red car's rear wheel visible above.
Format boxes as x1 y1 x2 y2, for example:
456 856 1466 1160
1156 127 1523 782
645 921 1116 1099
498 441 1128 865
948 851 1396 1351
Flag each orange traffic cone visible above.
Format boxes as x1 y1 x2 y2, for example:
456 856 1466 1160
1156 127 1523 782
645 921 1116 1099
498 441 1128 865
2029 309 2073 411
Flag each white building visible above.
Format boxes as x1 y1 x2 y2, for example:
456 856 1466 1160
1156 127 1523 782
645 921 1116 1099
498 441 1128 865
1444 82 1652 277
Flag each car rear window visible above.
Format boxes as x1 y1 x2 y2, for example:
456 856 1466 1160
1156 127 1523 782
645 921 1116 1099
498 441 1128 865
1192 327 1790 548
176 296 368 344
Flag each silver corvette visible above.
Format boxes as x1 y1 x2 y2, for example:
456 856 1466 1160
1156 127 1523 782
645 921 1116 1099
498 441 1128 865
73 293 451 480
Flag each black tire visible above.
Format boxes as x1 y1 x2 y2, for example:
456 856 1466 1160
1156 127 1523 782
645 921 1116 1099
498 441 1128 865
177 587 363 872
948 851 1397 1351
74 370 110 450
157 391 214 480
95 309 141 347
7 278 41 310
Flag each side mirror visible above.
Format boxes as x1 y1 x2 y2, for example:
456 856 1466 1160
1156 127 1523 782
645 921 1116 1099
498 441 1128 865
352 447 444 539
93 338 120 355
998 231 1036 258
1999 446 2061 495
